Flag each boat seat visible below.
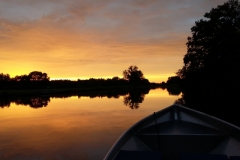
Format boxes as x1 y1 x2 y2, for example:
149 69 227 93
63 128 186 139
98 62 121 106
114 150 163 160
230 156 240 160
179 153 229 160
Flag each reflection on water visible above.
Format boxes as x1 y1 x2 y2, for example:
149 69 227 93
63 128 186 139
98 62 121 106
123 88 149 109
0 96 50 109
0 98 10 108
166 87 181 96
0 88 153 109
16 97 50 108
0 88 179 160
175 87 240 127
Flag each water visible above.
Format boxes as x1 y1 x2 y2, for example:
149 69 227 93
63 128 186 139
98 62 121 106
0 88 179 160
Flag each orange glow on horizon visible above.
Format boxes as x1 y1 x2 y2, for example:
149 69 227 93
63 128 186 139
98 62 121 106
5 71 174 83
0 0 193 84
49 74 173 83
0 0 226 86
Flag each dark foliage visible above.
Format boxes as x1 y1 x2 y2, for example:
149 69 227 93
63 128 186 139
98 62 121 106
13 71 50 82
173 0 240 127
123 65 149 85
28 71 49 81
0 66 151 91
176 0 240 90
166 76 182 86
0 73 10 81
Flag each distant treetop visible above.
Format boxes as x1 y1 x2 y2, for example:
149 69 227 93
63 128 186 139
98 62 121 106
123 65 149 84
28 71 49 81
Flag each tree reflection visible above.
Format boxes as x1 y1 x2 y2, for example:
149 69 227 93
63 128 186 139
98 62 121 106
166 87 181 96
15 97 50 109
123 88 150 109
0 87 156 109
175 86 240 127
0 97 10 108
0 96 50 109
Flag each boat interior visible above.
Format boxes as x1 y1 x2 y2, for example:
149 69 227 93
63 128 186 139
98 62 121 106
107 105 240 160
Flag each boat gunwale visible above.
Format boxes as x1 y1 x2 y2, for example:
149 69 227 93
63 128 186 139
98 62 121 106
176 104 240 136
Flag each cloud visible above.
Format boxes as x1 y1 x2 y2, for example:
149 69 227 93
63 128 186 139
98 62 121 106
0 0 228 81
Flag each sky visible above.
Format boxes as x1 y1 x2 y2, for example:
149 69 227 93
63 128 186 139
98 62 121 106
0 0 226 82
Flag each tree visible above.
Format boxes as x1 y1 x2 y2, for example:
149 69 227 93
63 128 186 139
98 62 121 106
14 75 29 81
123 65 145 84
0 73 10 81
177 0 240 88
166 76 182 85
28 71 50 81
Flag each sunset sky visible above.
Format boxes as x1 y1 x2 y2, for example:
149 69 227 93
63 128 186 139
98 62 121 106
0 0 226 82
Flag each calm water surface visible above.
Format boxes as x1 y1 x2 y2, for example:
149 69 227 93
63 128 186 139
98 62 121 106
0 88 180 160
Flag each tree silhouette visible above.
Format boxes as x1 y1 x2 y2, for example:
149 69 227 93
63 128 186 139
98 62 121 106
166 76 182 86
0 73 10 81
14 74 29 81
12 71 49 82
174 0 240 127
28 71 49 81
123 65 145 84
177 0 240 88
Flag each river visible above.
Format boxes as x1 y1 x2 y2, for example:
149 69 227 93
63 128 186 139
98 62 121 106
0 88 180 160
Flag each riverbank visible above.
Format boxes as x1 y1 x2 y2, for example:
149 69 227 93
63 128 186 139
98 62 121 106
0 83 163 97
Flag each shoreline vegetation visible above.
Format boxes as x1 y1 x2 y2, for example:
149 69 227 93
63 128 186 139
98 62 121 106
0 82 166 97
0 80 174 110
0 66 182 97
168 0 240 127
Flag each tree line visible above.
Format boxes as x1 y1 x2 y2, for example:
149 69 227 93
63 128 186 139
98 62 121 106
0 71 49 82
0 66 153 91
